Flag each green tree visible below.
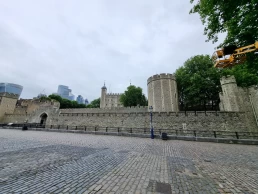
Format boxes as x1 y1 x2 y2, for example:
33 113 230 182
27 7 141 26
48 94 87 108
190 0 258 46
86 98 100 108
39 96 51 101
190 0 258 70
120 85 148 107
175 55 221 111
221 63 258 87
48 94 63 103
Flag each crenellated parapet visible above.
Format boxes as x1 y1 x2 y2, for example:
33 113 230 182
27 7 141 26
60 106 148 114
106 93 123 96
147 73 178 112
147 73 176 84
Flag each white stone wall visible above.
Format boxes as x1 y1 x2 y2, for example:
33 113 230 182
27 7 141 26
104 94 122 108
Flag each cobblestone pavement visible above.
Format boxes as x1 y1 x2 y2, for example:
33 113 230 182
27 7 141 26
0 129 258 194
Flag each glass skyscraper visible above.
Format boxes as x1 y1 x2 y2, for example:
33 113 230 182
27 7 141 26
0 83 23 97
76 95 84 104
57 85 74 101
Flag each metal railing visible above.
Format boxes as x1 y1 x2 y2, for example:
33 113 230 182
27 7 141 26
1 123 258 140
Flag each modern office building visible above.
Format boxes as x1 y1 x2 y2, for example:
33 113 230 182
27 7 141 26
57 85 74 101
76 95 84 104
0 83 23 97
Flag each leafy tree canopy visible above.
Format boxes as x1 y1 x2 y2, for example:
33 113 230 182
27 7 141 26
190 0 258 73
190 0 258 46
221 63 258 87
46 94 87 109
175 55 221 111
120 85 148 107
86 98 100 108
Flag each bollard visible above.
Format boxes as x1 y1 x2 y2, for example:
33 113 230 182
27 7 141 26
213 131 217 138
66 125 68 130
235 132 239 139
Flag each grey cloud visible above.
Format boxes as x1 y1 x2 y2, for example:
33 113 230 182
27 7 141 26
0 0 223 101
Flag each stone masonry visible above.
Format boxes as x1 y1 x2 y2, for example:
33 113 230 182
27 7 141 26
100 83 123 108
220 76 258 129
0 93 19 122
147 73 179 112
0 74 258 133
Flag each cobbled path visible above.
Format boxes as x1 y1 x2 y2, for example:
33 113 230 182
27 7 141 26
0 129 258 194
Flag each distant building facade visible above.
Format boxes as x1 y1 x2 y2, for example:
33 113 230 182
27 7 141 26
100 83 123 108
76 95 84 104
57 85 74 101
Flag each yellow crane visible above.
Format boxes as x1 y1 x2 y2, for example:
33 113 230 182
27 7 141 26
212 41 258 68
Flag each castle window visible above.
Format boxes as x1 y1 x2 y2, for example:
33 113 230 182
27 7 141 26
182 123 186 130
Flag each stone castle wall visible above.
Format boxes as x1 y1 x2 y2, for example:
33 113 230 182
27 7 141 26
1 74 258 133
60 106 148 114
1 99 60 124
0 93 18 122
51 111 253 132
147 73 179 112
220 76 258 128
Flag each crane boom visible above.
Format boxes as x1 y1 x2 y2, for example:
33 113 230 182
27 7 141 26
213 41 258 68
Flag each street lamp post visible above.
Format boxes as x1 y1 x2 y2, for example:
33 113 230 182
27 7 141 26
149 106 154 139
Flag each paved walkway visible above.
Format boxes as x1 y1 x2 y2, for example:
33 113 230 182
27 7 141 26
0 129 258 194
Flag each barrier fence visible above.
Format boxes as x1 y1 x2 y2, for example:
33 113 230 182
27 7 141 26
1 123 258 140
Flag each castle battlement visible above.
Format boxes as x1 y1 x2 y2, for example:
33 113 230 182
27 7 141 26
147 73 175 84
60 106 148 114
106 93 122 96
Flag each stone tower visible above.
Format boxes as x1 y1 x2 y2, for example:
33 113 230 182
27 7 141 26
219 76 240 111
100 83 107 108
147 73 179 112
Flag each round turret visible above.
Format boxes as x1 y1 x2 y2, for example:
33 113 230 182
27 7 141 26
147 73 178 112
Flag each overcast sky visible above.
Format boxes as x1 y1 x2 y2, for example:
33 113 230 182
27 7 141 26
0 0 222 102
